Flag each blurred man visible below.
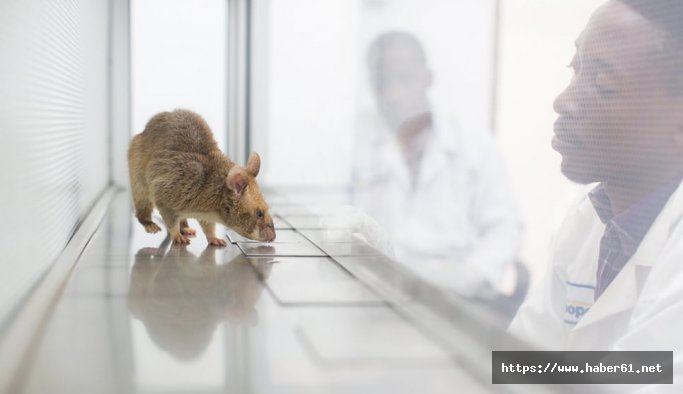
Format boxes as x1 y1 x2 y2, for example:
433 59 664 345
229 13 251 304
351 31 522 297
510 0 683 369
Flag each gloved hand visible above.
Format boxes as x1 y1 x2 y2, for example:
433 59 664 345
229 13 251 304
318 205 395 258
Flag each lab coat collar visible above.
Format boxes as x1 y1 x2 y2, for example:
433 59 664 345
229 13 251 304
414 114 459 188
361 119 409 188
428 113 459 154
368 112 460 190
570 178 683 335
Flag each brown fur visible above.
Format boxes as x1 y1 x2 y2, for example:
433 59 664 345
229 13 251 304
128 109 275 245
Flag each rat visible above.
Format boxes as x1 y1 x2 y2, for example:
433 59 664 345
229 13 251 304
127 109 276 245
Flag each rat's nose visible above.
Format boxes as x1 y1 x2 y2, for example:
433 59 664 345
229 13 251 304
260 226 276 242
267 228 276 242
256 224 275 242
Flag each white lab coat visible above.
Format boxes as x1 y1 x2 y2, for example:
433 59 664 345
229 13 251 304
509 179 683 391
351 111 521 295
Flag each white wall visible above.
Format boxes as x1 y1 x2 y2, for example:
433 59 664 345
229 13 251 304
131 0 227 150
260 0 360 187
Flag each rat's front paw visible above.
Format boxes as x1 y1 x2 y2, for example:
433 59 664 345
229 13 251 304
172 234 191 244
180 226 197 236
144 222 162 234
207 237 227 247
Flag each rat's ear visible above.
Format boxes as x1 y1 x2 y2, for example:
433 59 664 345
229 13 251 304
246 152 260 177
227 166 248 196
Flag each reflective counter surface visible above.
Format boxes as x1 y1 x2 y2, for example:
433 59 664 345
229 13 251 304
13 191 544 394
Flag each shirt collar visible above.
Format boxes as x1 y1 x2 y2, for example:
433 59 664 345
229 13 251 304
429 111 459 154
588 177 682 249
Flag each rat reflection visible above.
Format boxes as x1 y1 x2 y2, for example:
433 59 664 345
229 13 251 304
127 242 274 361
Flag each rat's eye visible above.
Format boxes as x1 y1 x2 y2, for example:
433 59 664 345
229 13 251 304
256 209 264 219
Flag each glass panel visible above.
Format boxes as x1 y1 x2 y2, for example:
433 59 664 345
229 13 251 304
254 0 496 189
251 0 509 301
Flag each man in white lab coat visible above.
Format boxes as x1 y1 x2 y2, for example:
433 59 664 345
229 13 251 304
351 31 521 297
509 0 683 388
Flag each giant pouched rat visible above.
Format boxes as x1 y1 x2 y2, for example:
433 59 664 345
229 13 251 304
128 109 276 245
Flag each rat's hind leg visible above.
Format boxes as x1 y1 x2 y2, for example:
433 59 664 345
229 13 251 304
135 200 161 234
179 219 196 237
131 188 161 233
128 141 161 234
158 206 190 244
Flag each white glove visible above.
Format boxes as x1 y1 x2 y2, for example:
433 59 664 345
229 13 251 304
318 205 395 258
